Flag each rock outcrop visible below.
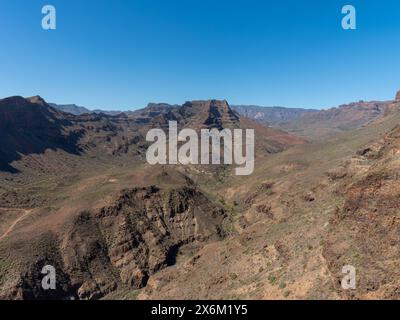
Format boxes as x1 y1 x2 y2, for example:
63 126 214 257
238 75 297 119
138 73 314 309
0 183 227 300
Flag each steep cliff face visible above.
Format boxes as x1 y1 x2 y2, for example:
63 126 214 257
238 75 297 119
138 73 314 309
179 100 240 130
0 183 227 300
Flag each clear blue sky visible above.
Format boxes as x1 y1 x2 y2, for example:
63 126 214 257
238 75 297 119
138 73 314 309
1 0 400 110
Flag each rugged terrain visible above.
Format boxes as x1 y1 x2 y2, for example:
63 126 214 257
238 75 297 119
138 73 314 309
0 96 302 299
52 99 392 141
133 99 400 300
233 101 392 140
1 94 400 300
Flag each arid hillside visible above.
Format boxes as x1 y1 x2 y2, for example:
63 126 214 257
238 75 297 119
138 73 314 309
234 100 392 140
0 95 399 300
136 100 400 300
0 96 304 299
323 122 400 299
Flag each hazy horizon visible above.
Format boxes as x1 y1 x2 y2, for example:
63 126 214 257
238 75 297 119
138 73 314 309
46 95 397 112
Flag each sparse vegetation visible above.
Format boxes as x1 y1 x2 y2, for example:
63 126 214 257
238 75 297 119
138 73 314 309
1 95 400 300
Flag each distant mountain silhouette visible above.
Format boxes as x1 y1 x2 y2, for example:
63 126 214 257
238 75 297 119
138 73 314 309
232 105 318 125
233 101 392 139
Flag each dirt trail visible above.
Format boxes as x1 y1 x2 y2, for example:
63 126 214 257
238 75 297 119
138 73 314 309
0 208 33 241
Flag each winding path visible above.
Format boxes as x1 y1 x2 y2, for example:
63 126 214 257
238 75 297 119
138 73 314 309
0 208 33 241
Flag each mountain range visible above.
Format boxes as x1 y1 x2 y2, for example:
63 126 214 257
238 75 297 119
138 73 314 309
0 92 400 300
50 100 393 140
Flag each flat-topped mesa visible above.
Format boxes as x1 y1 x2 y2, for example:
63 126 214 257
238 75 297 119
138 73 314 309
181 99 240 129
183 99 231 111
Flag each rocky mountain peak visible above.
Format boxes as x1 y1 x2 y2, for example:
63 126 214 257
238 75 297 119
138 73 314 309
181 99 240 129
183 99 230 111
396 90 400 101
27 95 47 106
